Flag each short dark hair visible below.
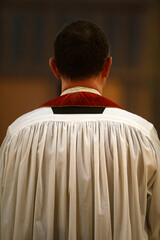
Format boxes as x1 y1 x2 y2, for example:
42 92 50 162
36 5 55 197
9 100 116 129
54 20 110 80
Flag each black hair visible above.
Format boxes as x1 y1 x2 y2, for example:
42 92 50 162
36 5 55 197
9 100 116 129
54 20 110 80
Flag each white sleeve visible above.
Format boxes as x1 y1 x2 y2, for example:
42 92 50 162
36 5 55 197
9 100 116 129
147 132 160 240
0 129 11 234
0 130 11 200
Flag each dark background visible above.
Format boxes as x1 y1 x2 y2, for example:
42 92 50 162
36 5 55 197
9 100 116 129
0 0 160 144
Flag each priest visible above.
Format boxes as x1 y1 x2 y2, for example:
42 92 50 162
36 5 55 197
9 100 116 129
0 20 160 240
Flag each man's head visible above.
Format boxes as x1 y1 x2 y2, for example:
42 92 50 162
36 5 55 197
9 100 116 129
52 20 110 80
49 20 112 93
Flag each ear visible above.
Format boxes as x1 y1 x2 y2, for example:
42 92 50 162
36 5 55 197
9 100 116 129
102 57 112 78
49 57 61 79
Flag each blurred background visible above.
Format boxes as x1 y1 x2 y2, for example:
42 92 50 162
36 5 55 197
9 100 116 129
0 0 160 144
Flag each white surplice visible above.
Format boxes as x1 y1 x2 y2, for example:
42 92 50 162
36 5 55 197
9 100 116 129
0 91 160 240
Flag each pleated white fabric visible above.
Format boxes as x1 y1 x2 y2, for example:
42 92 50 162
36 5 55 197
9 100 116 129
0 107 160 240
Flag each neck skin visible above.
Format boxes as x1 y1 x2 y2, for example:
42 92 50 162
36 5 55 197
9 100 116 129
61 75 104 95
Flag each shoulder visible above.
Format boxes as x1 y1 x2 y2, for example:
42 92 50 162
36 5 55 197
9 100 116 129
103 108 159 143
8 107 53 136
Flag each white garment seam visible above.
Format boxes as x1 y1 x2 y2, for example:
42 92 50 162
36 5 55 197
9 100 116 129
8 116 155 143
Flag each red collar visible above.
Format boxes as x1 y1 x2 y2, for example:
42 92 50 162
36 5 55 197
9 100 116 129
40 92 122 109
